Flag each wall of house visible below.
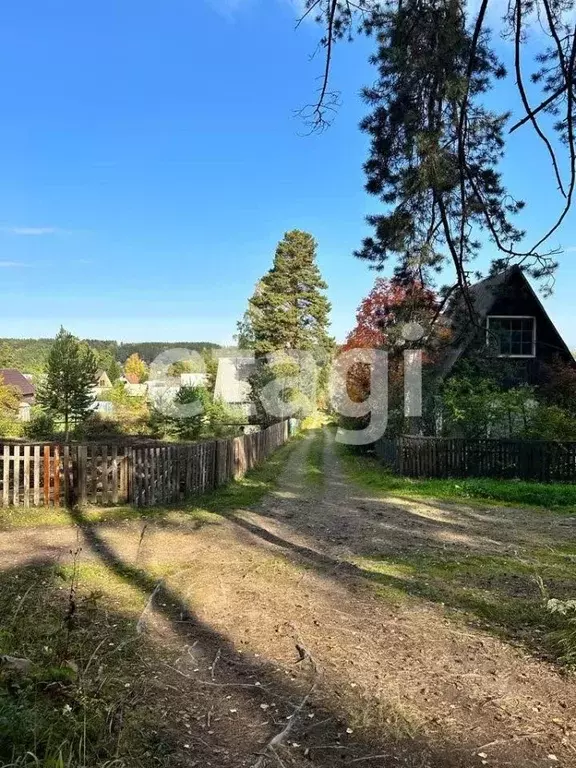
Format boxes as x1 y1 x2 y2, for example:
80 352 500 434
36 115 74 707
459 271 573 386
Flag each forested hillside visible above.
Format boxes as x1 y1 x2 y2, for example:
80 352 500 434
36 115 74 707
0 338 220 373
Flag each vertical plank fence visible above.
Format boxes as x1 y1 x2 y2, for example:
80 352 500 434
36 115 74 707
374 435 576 482
0 419 295 509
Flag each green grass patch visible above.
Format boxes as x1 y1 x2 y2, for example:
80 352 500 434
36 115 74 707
0 562 174 767
338 446 576 511
304 429 325 487
183 434 302 516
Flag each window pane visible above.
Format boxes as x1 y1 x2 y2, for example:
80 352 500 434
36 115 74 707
487 316 535 356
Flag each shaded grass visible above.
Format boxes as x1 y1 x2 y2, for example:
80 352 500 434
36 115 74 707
0 560 170 767
335 446 576 663
0 436 304 765
338 445 576 511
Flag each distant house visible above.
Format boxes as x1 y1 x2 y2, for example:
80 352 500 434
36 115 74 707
214 357 256 416
94 370 112 395
0 368 36 422
147 378 180 408
95 370 112 388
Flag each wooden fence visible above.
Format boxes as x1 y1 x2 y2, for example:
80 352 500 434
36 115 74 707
0 420 295 509
374 435 576 483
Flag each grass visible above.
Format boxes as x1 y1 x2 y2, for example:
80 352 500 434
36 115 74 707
0 560 161 767
336 444 576 663
304 428 325 487
338 445 576 511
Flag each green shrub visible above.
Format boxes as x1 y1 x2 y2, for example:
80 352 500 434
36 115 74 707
23 410 55 440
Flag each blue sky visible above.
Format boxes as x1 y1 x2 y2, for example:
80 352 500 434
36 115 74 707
0 0 574 345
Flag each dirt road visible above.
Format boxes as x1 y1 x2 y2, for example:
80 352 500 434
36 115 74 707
2 430 575 767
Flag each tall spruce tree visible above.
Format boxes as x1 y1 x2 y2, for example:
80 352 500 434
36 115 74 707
38 327 98 439
238 230 333 423
240 230 333 356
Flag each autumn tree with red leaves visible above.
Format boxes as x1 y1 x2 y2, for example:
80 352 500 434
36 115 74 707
342 277 449 434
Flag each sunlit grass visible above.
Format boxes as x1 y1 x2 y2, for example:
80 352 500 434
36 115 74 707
338 445 576 511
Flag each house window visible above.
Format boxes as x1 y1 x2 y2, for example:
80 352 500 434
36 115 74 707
486 316 536 357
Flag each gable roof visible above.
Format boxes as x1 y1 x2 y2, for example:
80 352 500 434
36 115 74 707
0 369 35 398
214 357 256 405
437 266 573 379
95 369 112 385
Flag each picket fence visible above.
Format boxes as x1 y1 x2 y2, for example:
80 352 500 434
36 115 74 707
0 420 295 508
374 435 576 483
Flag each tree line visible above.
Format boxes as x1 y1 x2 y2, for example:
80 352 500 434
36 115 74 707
0 338 219 376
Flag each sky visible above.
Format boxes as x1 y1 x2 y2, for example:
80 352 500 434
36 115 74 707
0 0 574 346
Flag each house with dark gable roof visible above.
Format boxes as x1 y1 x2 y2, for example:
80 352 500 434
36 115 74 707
438 265 574 387
0 368 36 422
0 369 35 403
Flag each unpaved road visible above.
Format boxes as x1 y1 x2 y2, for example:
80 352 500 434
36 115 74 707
2 430 575 767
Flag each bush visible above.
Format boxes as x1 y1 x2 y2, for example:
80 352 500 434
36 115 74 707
72 414 126 441
170 387 245 440
23 411 55 440
522 403 576 441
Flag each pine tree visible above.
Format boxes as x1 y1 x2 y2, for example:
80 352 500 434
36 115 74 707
241 230 333 356
38 327 98 439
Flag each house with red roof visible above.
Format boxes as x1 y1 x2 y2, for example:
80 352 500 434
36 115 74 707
0 368 36 422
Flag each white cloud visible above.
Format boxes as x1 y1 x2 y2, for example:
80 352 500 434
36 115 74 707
1 226 60 236
0 261 26 267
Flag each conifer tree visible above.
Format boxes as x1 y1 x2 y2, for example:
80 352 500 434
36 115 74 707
38 327 98 439
238 230 333 423
241 230 333 357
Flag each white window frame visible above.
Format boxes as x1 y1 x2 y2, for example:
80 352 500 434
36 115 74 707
486 315 536 358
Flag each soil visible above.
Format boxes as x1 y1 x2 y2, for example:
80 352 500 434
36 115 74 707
2 430 575 767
